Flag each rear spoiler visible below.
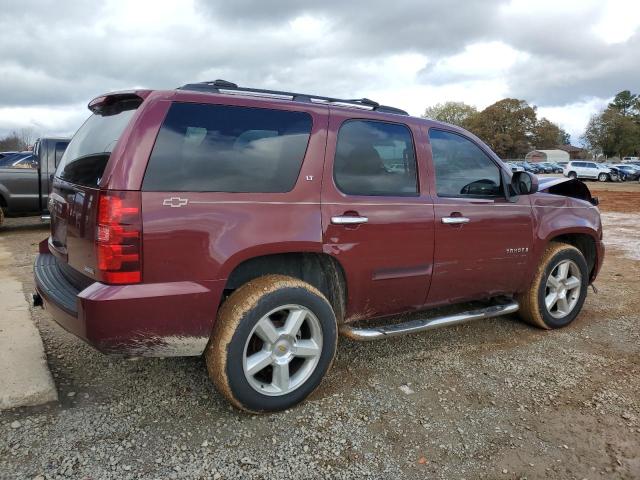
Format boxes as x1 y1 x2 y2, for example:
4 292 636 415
88 90 151 115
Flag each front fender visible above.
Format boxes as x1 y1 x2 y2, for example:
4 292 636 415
526 192 603 284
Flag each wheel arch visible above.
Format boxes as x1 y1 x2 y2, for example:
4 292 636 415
0 185 9 209
546 231 598 279
222 252 348 323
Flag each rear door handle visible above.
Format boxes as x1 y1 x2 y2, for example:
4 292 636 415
331 215 368 225
442 216 470 224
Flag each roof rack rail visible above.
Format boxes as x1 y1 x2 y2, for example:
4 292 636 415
177 80 409 116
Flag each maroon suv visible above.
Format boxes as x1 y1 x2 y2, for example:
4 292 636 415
35 80 604 412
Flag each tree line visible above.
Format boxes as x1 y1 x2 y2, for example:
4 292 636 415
582 90 640 158
423 90 640 160
0 128 37 152
423 99 570 159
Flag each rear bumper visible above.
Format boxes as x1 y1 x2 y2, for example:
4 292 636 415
34 252 224 356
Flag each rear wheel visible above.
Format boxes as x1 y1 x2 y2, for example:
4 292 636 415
205 275 337 413
517 242 589 329
568 171 577 179
598 173 609 182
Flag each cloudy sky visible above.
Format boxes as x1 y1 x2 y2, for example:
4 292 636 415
1 0 639 144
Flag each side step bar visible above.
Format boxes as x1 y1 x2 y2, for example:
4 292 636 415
340 301 519 341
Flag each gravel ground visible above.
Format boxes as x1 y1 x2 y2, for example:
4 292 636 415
1 181 639 479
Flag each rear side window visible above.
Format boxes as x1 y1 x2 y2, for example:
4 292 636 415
429 129 502 197
333 120 418 196
142 103 313 193
56 107 137 187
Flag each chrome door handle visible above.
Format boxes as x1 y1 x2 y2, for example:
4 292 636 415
442 216 470 224
331 215 369 225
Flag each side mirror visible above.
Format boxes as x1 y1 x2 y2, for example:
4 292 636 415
511 171 538 195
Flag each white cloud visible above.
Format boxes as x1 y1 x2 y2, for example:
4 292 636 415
591 0 640 44
538 98 610 145
0 104 87 138
0 0 638 146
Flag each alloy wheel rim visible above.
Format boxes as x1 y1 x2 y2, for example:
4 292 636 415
544 259 582 319
242 305 322 396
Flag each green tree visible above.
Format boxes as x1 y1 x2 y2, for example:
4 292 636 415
465 98 537 158
583 107 640 157
0 128 35 151
608 90 638 117
422 101 478 128
532 117 567 149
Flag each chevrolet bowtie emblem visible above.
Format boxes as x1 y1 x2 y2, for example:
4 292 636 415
163 197 189 208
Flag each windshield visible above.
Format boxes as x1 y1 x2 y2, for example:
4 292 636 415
55 107 137 187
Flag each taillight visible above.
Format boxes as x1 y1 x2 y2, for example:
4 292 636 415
96 190 142 284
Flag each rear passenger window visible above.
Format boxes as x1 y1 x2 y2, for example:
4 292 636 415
143 103 312 193
429 129 502 197
334 120 418 196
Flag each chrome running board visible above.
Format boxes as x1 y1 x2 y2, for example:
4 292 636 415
340 301 519 341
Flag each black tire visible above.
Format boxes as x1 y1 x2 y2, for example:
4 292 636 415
0 208 4 228
517 242 589 329
206 275 337 413
568 171 577 179
598 173 608 182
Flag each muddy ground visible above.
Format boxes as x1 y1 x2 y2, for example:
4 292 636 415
1 179 639 479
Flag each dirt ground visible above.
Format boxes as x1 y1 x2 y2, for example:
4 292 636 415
1 179 639 479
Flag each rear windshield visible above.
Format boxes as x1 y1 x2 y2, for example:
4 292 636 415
55 106 137 187
142 102 312 193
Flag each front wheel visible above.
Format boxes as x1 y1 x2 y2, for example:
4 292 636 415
517 242 589 329
205 275 337 413
567 171 577 179
598 173 609 182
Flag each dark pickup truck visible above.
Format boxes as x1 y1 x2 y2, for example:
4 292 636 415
0 137 69 226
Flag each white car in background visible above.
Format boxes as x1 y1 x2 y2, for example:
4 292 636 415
563 161 617 182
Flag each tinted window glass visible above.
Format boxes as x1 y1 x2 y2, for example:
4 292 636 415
429 129 502 197
334 120 417 196
56 107 137 187
143 103 312 193
54 141 68 167
11 154 37 169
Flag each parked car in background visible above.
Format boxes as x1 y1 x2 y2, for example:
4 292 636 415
622 156 639 162
563 161 618 182
535 162 554 174
524 161 544 174
0 152 35 168
0 138 69 227
544 162 564 173
604 165 625 181
623 160 640 169
512 161 539 174
0 151 25 166
34 80 604 412
506 161 524 172
612 164 640 181
0 151 18 159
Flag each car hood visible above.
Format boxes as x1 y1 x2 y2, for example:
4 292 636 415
537 176 572 191
537 177 599 206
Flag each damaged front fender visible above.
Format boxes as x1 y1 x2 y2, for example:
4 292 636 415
537 177 599 206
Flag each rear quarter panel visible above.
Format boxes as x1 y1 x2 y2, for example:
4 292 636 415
138 97 329 338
